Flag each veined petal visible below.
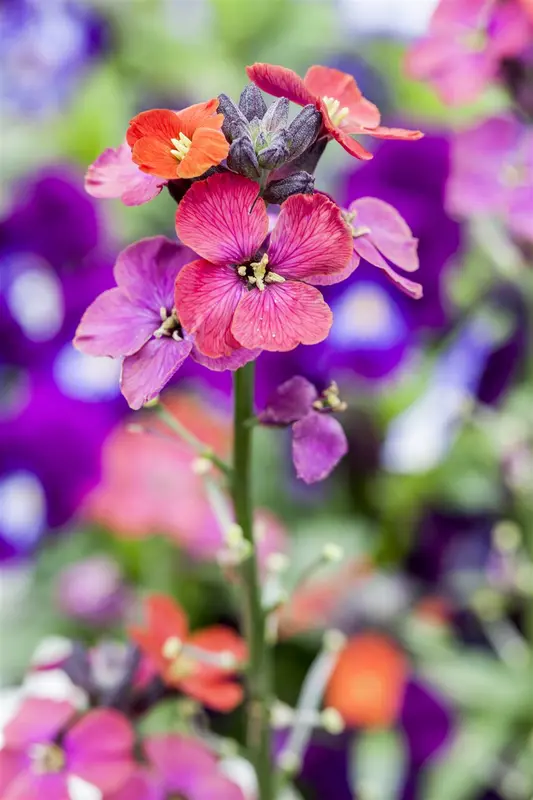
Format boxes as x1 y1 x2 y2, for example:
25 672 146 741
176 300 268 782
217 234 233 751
191 344 260 372
175 98 223 139
292 411 348 484
132 137 179 180
85 142 164 206
350 197 419 272
177 128 229 179
121 337 193 410
304 65 360 104
246 63 315 106
268 193 353 282
231 281 332 352
127 108 181 149
114 236 192 308
174 259 246 358
353 237 423 299
175 172 268 266
74 287 157 358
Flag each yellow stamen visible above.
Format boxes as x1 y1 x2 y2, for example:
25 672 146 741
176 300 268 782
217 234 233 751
238 253 286 292
30 743 65 774
162 636 183 659
170 132 192 162
154 307 182 340
323 96 349 127
312 381 347 413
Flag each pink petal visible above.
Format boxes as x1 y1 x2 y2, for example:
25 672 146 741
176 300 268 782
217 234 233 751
4 772 69 800
331 126 374 160
352 237 423 299
85 143 164 206
105 770 162 800
121 337 193 410
3 699 74 749
71 760 136 795
259 376 318 424
191 344 260 372
349 197 419 272
231 281 332 352
246 63 315 106
430 0 486 31
292 411 348 484
74 287 157 358
0 749 26 795
268 193 353 283
144 735 216 794
114 236 192 309
65 709 134 761
488 0 532 59
174 259 246 358
192 774 246 800
175 173 268 266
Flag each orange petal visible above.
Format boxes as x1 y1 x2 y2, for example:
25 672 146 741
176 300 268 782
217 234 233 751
179 674 244 712
132 137 179 180
146 594 189 641
176 99 223 140
127 109 181 148
187 625 247 665
176 128 229 179
325 633 408 728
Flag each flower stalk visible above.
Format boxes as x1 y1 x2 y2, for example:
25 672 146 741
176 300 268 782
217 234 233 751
232 363 274 800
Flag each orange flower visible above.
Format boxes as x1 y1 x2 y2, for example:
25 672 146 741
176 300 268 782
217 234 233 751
325 633 408 728
129 594 247 712
127 100 229 180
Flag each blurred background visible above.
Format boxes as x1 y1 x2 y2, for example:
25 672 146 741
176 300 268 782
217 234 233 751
1 1 533 798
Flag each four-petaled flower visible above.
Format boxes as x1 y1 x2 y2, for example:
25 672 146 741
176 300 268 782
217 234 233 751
246 63 423 161
74 236 256 409
127 100 230 180
129 594 247 712
174 172 354 356
260 376 349 483
345 197 423 299
0 698 136 800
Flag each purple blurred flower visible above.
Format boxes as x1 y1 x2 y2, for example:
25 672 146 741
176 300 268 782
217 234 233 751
260 376 348 483
74 237 257 410
447 115 533 242
0 0 107 117
56 556 129 626
0 699 136 799
406 0 533 106
85 143 165 207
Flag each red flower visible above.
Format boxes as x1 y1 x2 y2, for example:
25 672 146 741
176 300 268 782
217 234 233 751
129 594 247 712
127 100 230 180
246 63 423 160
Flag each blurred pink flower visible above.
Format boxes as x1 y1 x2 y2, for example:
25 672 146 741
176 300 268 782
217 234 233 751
85 142 165 206
406 0 533 105
56 555 128 625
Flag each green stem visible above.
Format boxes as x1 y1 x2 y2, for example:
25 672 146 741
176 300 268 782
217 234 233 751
232 363 274 800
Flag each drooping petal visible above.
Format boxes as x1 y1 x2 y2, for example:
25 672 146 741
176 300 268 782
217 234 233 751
121 337 193 410
191 344 260 372
73 287 157 358
175 99 223 139
177 128 229 179
114 236 191 309
231 282 333 352
175 172 268 266
127 109 181 149
354 124 424 142
3 698 74 748
330 126 374 160
85 143 165 206
352 237 423 300
246 63 315 106
259 376 318 425
144 735 216 795
304 65 382 129
350 197 420 271
292 410 348 484
268 193 353 282
174 259 246 358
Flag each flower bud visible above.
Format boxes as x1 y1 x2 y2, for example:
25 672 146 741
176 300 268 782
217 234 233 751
262 96 290 132
287 104 322 160
227 136 260 179
257 131 290 169
263 171 315 204
239 83 267 122
217 93 248 141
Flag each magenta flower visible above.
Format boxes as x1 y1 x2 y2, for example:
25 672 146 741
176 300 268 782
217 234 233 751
174 172 354 357
85 142 165 206
346 197 423 299
260 376 348 483
447 115 533 242
406 0 533 105
74 236 257 409
0 698 136 799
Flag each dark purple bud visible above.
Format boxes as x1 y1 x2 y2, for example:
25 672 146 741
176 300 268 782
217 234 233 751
239 83 267 122
227 136 260 179
257 131 291 169
273 137 328 181
260 376 318 425
218 93 249 141
263 171 315 204
262 97 290 132
287 104 322 160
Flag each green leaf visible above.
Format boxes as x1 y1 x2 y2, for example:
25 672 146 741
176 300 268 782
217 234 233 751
421 716 513 800
350 728 407 800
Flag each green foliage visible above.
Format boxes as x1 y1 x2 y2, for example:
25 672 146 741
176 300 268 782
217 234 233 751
350 728 407 800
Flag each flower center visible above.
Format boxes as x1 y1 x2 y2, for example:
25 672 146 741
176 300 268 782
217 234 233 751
237 253 285 292
323 96 350 127
154 307 183 340
170 132 192 163
162 636 195 681
30 743 66 774
312 381 347 413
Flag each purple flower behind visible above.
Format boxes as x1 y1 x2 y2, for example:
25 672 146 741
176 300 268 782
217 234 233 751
56 555 129 626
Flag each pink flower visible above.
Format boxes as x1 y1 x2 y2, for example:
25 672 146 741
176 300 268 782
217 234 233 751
0 699 136 799
447 115 533 242
85 142 166 206
74 236 257 409
406 0 533 105
346 197 423 299
174 172 354 356
260 376 348 483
